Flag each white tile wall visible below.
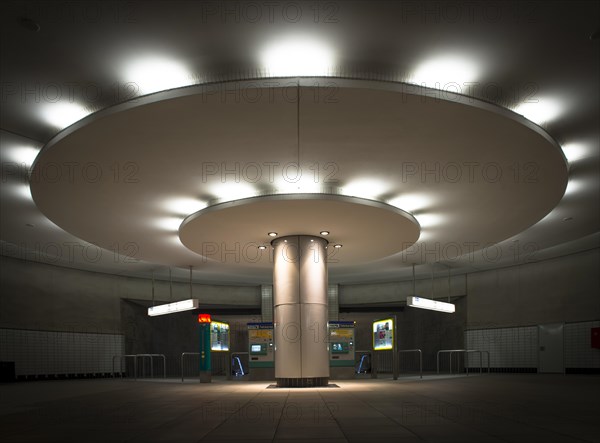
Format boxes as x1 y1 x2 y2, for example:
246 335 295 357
466 321 600 370
261 285 273 323
564 320 600 368
0 328 124 376
465 326 538 369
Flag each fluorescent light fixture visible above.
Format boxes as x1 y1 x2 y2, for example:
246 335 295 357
148 299 199 316
513 98 562 125
41 102 90 129
260 36 335 77
410 55 480 89
387 193 434 212
407 296 455 313
124 57 193 95
342 178 387 200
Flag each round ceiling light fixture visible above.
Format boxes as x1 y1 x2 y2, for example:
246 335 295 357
334 244 343 249
258 245 267 250
320 230 330 236
268 232 278 237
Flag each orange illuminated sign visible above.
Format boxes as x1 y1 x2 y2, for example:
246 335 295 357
198 313 211 323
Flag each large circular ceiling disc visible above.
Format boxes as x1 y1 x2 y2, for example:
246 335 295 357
179 194 420 268
30 78 568 281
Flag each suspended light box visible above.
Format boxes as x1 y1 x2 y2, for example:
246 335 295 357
148 299 199 316
406 296 455 313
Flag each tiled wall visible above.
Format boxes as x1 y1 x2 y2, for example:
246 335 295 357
465 321 600 372
465 326 538 370
564 320 600 369
0 328 124 376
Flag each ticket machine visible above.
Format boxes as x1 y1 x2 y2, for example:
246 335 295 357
247 322 274 381
328 320 355 380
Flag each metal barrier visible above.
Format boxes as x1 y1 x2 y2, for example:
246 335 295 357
437 349 489 375
355 350 377 378
135 354 166 379
231 352 249 377
112 354 165 380
398 349 423 379
181 352 201 382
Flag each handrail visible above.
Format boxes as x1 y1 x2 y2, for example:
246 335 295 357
231 352 248 377
135 354 166 379
355 350 376 378
181 352 200 382
437 349 488 375
398 349 423 379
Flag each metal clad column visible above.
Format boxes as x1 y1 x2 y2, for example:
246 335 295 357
273 235 329 387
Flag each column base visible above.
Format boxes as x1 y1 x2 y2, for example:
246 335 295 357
276 377 329 388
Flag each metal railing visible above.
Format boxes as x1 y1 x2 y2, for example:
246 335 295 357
355 350 377 378
398 349 423 379
436 349 490 375
136 354 166 378
181 352 201 382
231 352 249 378
112 354 165 380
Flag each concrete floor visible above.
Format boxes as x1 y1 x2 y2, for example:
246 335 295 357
0 374 598 442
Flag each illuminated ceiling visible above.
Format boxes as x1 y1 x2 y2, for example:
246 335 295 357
1 1 598 284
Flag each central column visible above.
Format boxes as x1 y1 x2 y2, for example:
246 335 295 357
272 235 329 387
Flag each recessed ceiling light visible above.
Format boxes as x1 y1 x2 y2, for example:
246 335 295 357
410 55 480 89
320 231 330 236
210 182 256 202
162 197 207 217
6 146 40 168
40 102 90 129
513 98 562 125
124 57 193 95
334 244 342 249
561 143 591 164
564 179 582 195
155 217 182 232
342 178 387 200
268 232 278 237
258 245 267 250
260 36 335 77
415 213 444 228
387 194 433 213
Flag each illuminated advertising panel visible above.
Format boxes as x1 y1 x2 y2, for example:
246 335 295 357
373 318 394 350
210 321 230 351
